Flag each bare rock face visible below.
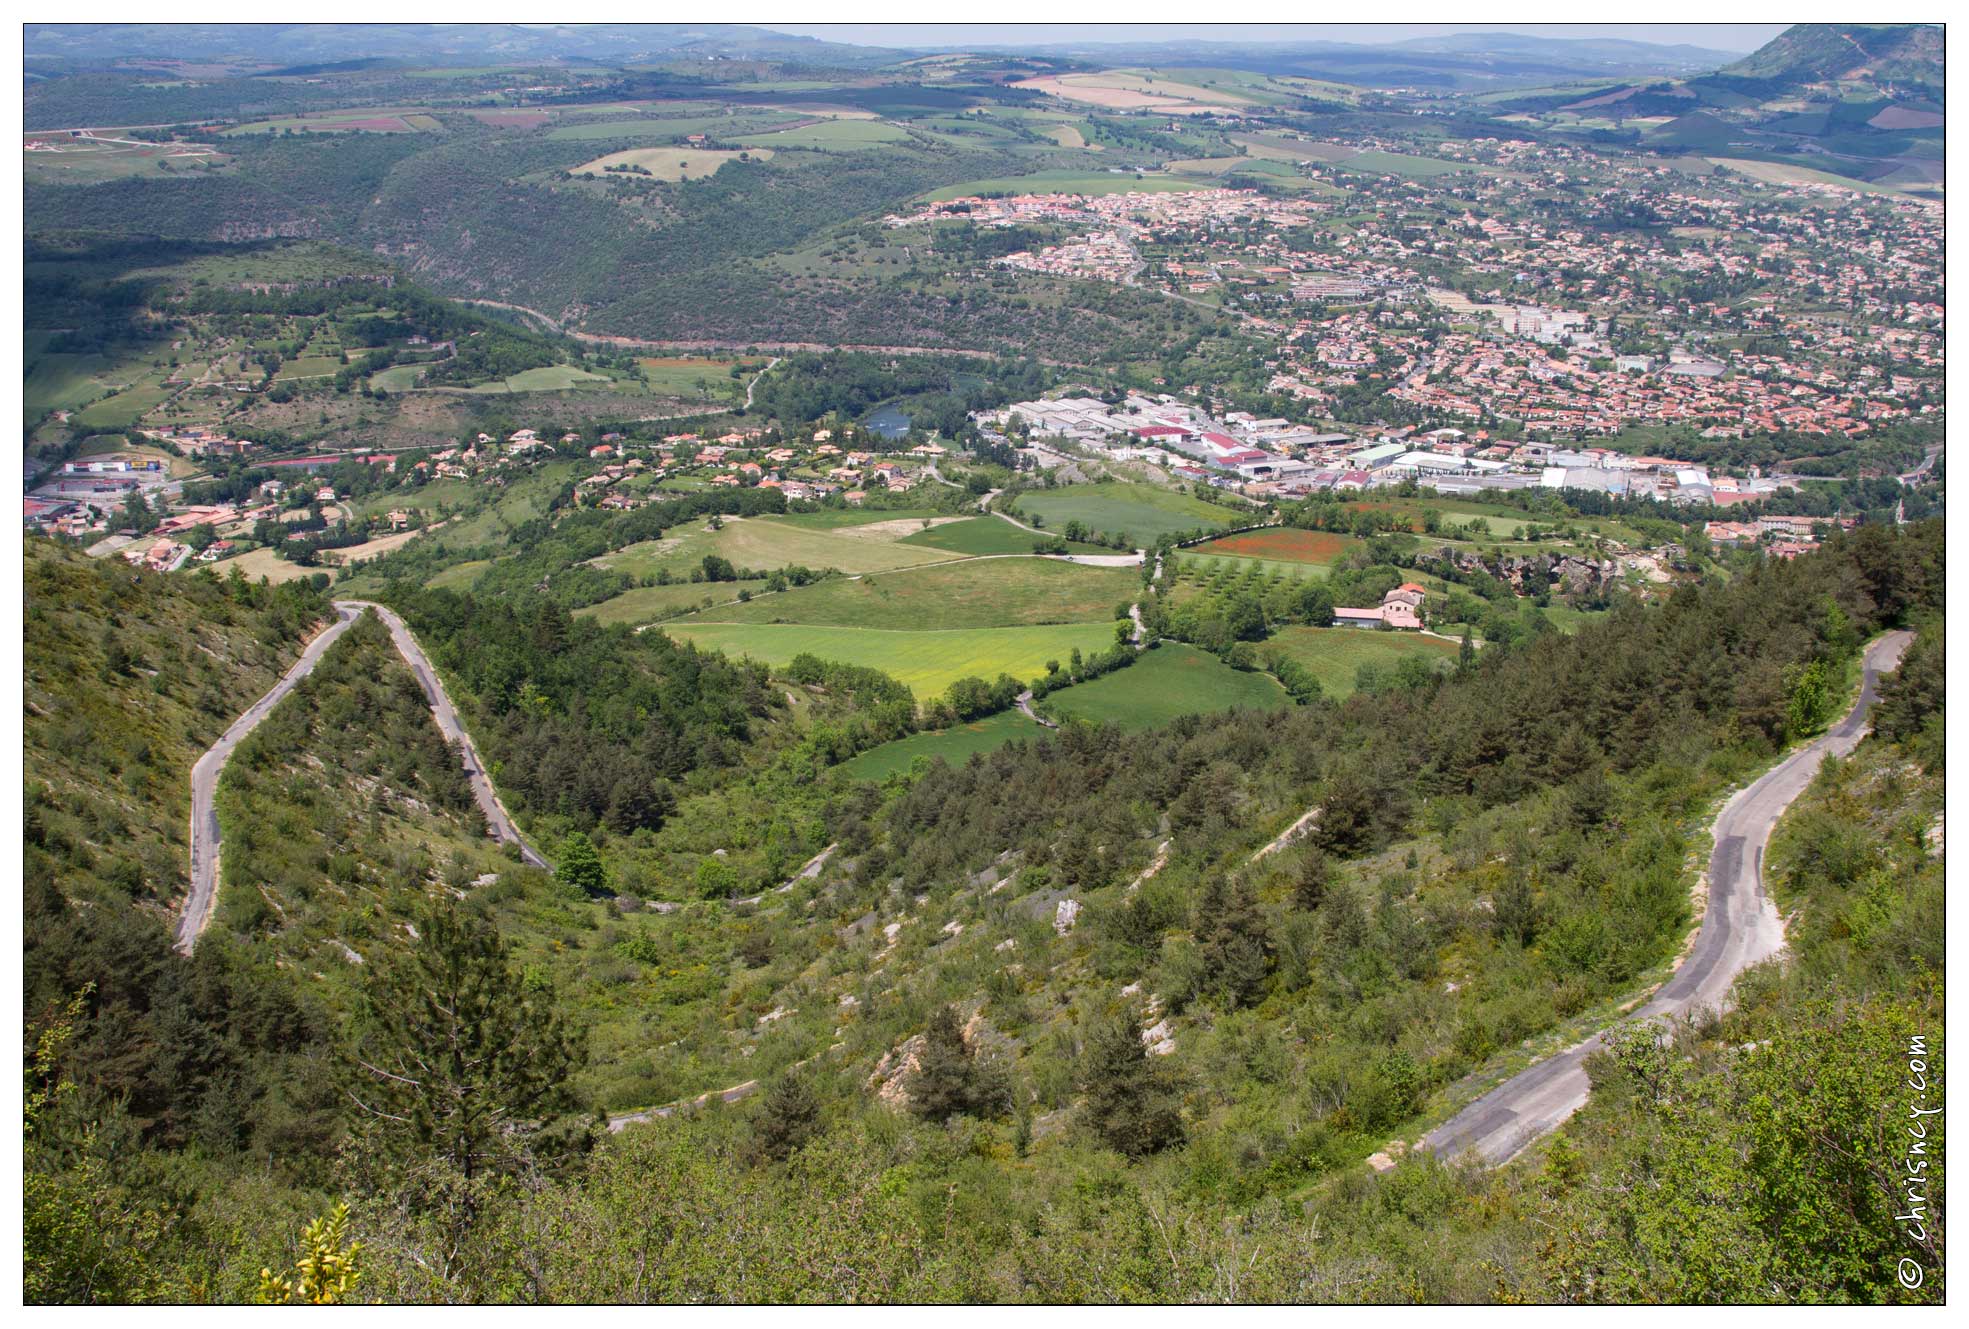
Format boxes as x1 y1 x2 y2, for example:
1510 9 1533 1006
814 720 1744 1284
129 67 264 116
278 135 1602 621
1054 898 1082 935
868 1034 926 1111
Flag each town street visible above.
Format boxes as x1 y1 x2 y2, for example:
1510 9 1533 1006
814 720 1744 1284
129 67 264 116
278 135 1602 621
178 600 547 954
1421 628 1914 1165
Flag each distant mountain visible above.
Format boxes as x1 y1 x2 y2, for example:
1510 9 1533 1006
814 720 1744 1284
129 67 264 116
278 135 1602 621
945 35 1732 90
1386 31 1740 74
1720 22 1944 99
22 22 900 69
1494 24 1943 192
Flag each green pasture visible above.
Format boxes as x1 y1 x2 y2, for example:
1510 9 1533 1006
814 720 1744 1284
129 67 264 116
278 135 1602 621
1261 626 1460 699
837 710 1046 782
1014 483 1241 543
595 515 966 579
672 557 1137 631
576 580 773 626
1043 643 1289 729
659 621 1118 699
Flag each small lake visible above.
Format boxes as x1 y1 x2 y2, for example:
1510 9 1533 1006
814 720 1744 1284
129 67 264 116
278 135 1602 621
864 403 913 440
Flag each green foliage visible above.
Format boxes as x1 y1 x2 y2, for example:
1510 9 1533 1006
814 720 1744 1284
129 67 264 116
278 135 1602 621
908 1005 1010 1123
1079 1006 1185 1158
257 1203 364 1304
555 831 609 896
347 900 594 1188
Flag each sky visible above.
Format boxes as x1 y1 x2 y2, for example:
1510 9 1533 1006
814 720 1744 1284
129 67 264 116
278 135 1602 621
759 24 1788 54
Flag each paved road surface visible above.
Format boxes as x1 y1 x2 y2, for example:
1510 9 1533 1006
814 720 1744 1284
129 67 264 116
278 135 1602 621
1899 442 1943 485
1421 630 1913 1165
608 1079 761 1132
178 601 548 954
340 601 549 871
178 604 366 954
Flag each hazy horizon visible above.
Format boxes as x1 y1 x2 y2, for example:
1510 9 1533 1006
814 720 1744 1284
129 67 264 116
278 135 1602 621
758 23 1788 54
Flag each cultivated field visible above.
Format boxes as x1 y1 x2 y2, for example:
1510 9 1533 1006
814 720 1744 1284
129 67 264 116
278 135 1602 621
659 621 1118 699
594 514 967 579
225 112 438 134
1042 643 1288 728
1262 626 1460 698
576 580 772 626
569 147 769 180
1012 72 1240 113
899 516 1108 557
1707 157 1904 195
1015 483 1242 543
459 365 613 393
837 710 1044 782
1193 527 1356 567
206 547 327 586
738 119 908 150
673 557 1137 631
638 355 758 396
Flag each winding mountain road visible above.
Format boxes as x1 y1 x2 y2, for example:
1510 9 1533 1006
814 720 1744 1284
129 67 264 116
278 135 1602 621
1421 629 1913 1165
177 600 547 955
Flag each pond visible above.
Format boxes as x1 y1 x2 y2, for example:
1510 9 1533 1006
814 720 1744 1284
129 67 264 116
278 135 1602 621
864 403 913 440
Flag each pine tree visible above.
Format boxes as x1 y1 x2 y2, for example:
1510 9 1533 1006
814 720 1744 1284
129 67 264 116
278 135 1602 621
349 901 592 1188
754 1068 821 1162
1079 1007 1183 1158
908 1005 1006 1122
1194 875 1270 1008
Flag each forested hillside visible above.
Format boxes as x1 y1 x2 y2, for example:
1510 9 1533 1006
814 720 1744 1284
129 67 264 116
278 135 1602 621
24 539 331 911
24 521 1943 1302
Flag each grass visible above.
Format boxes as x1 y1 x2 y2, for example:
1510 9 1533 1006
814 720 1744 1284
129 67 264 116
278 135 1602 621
369 364 425 391
1014 483 1242 543
658 622 1118 700
455 365 611 393
25 352 118 425
673 558 1137 631
638 355 755 396
1262 626 1460 699
922 171 1207 202
595 515 967 579
837 710 1049 781
569 147 770 181
205 546 328 586
274 355 343 381
576 580 774 626
26 143 231 183
737 120 909 150
73 379 175 429
425 559 492 591
898 516 1110 557
543 112 804 141
1044 643 1288 729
